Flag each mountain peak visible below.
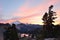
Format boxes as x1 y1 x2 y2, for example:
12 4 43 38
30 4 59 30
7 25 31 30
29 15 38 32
11 21 21 25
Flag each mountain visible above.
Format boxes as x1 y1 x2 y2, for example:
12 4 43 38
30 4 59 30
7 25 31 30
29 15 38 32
16 24 43 33
11 21 21 25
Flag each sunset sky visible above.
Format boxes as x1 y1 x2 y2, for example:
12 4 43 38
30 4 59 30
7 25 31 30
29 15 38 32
0 0 60 25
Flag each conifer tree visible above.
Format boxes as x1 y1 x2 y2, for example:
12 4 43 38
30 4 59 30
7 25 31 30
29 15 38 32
42 5 57 38
42 5 57 26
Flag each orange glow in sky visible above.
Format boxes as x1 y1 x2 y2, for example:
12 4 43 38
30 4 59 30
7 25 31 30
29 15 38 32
1 0 60 25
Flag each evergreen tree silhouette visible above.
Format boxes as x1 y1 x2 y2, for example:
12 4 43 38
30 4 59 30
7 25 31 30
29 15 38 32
10 24 19 40
42 5 57 38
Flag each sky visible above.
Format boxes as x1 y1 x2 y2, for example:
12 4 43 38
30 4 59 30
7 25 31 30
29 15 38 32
0 0 60 25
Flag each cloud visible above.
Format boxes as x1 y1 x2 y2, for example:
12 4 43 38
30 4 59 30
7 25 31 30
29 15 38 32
0 4 2 20
1 0 60 25
13 0 59 17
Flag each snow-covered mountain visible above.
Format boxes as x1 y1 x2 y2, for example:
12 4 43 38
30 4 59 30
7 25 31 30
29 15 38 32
11 21 21 25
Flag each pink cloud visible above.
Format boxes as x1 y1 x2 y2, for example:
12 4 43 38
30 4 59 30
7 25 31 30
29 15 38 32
1 0 60 24
14 0 59 17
